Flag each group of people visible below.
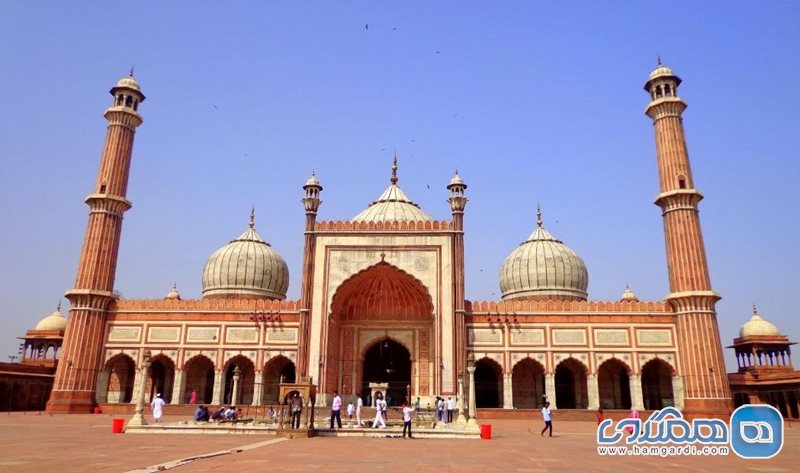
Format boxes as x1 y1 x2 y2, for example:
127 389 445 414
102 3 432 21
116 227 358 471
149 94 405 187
435 396 457 423
192 405 241 422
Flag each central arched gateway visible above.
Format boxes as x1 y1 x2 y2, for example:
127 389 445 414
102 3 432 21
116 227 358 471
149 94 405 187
323 261 434 402
362 339 412 405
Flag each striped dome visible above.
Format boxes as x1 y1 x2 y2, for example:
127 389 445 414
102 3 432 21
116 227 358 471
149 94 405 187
499 210 588 301
351 156 432 223
202 213 289 300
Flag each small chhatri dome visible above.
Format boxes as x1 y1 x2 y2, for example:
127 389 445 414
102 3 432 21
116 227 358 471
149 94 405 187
448 170 465 188
645 57 681 91
115 68 141 91
35 303 67 331
739 305 780 338
305 170 321 188
620 284 639 302
500 205 589 301
202 209 289 299
351 155 433 223
165 283 181 300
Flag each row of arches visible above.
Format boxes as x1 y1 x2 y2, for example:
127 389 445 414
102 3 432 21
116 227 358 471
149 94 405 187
101 354 295 405
21 343 61 361
475 357 675 409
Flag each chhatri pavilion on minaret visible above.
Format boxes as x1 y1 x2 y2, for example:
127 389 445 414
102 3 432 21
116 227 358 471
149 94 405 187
44 63 737 418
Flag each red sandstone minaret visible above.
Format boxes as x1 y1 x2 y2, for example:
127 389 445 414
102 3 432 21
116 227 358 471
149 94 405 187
644 61 732 416
298 171 322 379
46 73 145 413
447 171 468 379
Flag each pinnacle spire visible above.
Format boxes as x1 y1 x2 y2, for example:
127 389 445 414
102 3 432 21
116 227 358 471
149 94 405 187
390 152 398 185
129 66 135 77
752 303 758 315
249 206 255 229
536 202 543 227
57 300 61 312
656 54 662 66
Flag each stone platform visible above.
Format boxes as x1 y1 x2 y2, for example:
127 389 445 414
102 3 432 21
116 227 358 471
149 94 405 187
125 419 480 439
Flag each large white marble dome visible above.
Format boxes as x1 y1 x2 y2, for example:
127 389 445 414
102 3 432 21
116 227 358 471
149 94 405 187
499 210 588 301
202 214 289 300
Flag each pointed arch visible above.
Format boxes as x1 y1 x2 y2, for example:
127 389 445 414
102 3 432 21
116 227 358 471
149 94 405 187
103 353 136 403
262 355 296 405
512 357 545 408
224 355 255 406
555 358 588 409
184 355 215 404
641 358 675 410
331 261 434 321
475 357 503 408
597 358 631 409
146 354 175 404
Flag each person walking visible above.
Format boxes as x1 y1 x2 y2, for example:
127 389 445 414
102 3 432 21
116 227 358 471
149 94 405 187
372 394 387 428
150 393 166 424
402 403 415 439
356 396 364 427
330 391 343 429
540 401 553 437
188 389 197 405
597 407 605 425
291 392 303 429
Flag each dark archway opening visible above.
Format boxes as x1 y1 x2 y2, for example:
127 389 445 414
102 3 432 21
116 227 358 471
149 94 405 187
184 356 215 404
475 358 502 408
362 339 411 406
555 359 588 409
598 359 631 409
641 359 674 410
512 358 545 408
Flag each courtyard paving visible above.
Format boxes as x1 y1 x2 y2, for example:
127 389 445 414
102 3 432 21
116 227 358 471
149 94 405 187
0 412 797 472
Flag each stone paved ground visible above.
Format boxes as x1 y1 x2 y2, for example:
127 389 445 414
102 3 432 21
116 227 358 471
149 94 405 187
0 413 797 472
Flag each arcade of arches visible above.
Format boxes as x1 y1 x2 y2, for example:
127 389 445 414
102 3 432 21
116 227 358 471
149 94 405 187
323 262 434 405
97 353 297 407
474 356 675 410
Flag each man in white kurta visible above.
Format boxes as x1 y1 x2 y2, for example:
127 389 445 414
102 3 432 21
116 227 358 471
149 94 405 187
372 397 387 428
356 397 364 427
151 393 166 423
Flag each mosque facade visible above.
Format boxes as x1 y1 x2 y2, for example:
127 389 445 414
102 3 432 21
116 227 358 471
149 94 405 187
43 64 742 417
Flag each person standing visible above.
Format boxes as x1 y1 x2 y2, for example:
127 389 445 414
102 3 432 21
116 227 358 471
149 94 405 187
436 397 444 422
330 391 343 429
356 396 364 427
446 397 455 423
291 393 303 429
540 401 553 437
597 407 604 425
402 403 415 439
188 389 197 405
346 400 355 426
372 395 386 428
151 393 166 424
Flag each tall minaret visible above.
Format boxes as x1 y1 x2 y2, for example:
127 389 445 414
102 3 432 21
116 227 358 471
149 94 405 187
644 61 731 416
47 73 145 413
298 171 322 379
447 171 468 381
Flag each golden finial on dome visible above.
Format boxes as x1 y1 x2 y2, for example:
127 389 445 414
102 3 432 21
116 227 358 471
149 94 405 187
129 65 135 77
753 303 758 315
390 152 398 185
536 202 543 227
249 206 255 229
657 54 662 66
57 300 61 312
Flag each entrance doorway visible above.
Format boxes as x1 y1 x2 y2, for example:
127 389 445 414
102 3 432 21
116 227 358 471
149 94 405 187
361 339 411 406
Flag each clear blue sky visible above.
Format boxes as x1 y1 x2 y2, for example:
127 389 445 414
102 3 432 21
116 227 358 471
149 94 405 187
1 1 798 372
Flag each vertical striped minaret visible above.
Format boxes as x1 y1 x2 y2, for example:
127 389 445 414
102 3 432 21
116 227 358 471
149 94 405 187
644 62 731 416
447 171 468 386
298 171 322 379
46 74 144 413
